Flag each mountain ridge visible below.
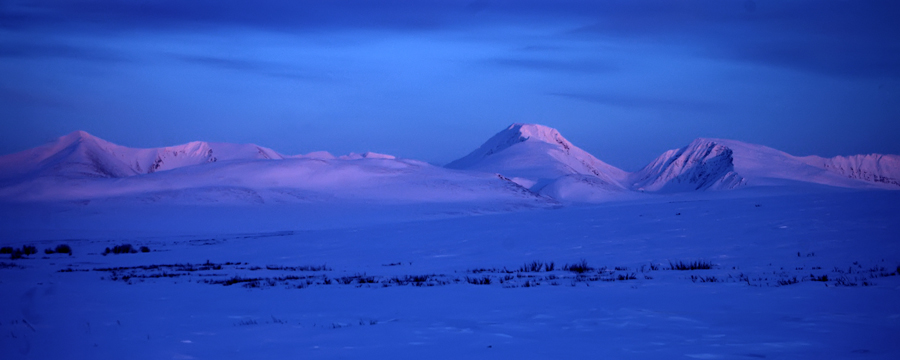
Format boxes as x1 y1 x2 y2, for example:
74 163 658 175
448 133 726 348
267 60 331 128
0 125 897 204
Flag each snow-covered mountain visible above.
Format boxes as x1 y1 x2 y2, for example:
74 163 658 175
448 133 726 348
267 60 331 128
0 131 551 206
0 126 897 205
802 154 900 187
630 139 745 192
448 125 899 197
0 131 283 182
445 124 629 201
633 137 900 191
706 139 899 189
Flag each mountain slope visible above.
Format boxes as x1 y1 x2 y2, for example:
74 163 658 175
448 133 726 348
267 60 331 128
0 131 553 207
802 154 900 187
1 127 898 205
703 139 898 189
0 156 553 206
630 139 745 192
630 137 900 192
445 124 628 199
0 131 284 182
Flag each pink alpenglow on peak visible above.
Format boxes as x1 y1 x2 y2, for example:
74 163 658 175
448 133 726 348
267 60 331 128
445 124 628 199
0 126 898 205
630 139 745 192
0 131 553 206
0 131 284 181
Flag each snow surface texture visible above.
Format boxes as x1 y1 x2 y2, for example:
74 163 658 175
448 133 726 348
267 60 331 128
1 189 899 359
0 125 897 206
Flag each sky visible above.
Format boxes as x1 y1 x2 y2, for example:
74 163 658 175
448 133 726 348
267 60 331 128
1 0 898 171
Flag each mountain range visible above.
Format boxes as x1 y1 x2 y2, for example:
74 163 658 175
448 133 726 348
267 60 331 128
0 124 897 204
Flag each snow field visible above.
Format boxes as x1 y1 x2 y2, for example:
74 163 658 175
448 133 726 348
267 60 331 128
1 188 899 359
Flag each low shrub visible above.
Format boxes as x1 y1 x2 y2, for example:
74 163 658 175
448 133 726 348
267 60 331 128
519 261 553 272
139 246 150 253
104 244 138 255
0 247 12 254
55 244 72 255
690 275 718 283
563 260 593 274
8 245 38 259
669 260 714 270
777 277 800 286
617 273 637 281
466 276 491 285
22 245 37 255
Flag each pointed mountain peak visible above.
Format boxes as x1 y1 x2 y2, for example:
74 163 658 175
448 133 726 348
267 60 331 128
447 124 576 168
70 130 93 138
53 131 127 154
499 123 573 150
59 130 103 144
446 123 628 196
507 123 566 142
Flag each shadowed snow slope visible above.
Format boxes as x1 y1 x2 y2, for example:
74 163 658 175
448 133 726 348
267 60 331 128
630 139 744 192
445 124 628 201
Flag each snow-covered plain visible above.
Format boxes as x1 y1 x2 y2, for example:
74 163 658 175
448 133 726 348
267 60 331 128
1 125 899 359
1 188 899 359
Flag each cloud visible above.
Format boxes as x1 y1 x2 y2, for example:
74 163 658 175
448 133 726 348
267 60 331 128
0 1 473 33
551 92 718 113
173 54 330 81
3 0 897 80
21 1 900 79
0 41 129 62
557 1 900 79
485 57 617 74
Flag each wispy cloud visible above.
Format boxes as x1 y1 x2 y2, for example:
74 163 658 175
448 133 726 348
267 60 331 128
173 54 330 81
0 42 129 62
559 1 900 79
551 92 718 113
4 1 898 78
486 57 617 74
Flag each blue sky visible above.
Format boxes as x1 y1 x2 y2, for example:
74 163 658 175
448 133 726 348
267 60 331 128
1 0 898 170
